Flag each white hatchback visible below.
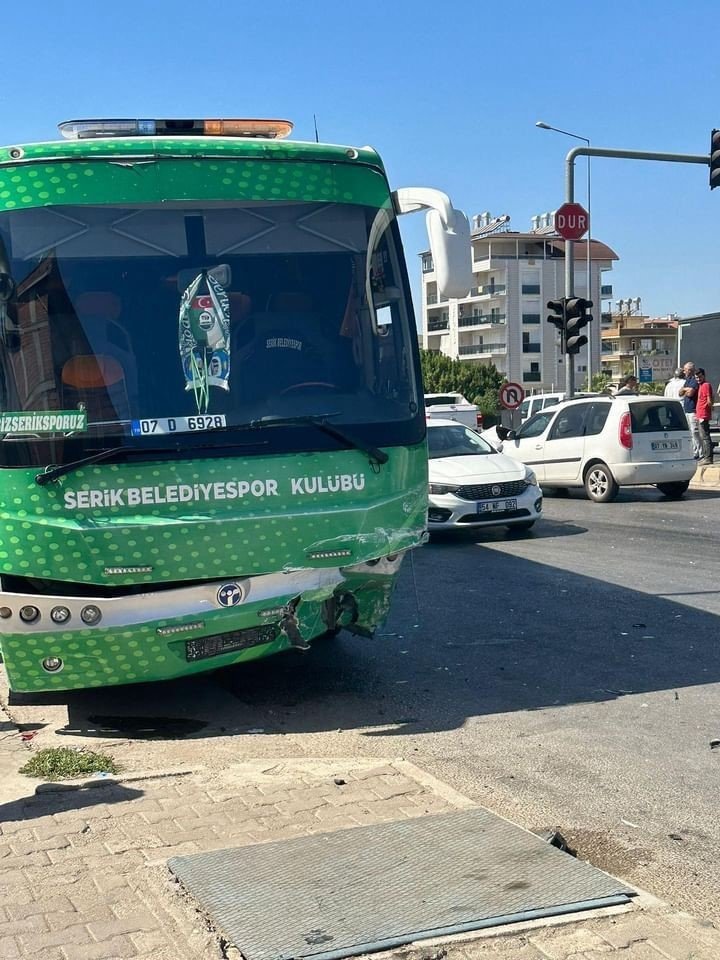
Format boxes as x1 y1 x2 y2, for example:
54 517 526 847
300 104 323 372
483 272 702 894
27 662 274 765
483 395 696 502
427 419 543 532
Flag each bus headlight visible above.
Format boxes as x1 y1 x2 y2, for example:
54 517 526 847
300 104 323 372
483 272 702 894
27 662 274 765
42 657 64 673
50 606 71 624
19 605 40 623
80 605 102 625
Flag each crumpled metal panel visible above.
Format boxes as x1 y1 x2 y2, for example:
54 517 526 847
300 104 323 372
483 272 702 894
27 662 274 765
169 809 633 960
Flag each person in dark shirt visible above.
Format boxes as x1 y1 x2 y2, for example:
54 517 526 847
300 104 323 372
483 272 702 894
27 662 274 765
695 367 714 465
679 361 701 458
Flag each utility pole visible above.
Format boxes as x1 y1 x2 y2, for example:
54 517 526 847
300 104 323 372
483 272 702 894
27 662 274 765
562 144 709 397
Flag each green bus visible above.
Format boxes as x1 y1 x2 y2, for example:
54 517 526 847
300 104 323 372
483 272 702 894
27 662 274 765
0 117 470 695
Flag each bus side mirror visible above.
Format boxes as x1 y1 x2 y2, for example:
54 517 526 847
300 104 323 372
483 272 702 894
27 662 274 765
393 188 472 300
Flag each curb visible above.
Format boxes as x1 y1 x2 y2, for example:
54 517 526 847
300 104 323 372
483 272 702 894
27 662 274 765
689 463 720 491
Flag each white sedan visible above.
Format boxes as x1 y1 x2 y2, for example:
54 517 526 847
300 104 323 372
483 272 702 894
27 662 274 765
427 419 543 532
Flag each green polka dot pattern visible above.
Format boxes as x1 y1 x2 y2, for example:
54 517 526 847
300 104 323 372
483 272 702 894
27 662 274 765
0 447 427 584
0 445 427 691
0 138 390 212
2 565 397 693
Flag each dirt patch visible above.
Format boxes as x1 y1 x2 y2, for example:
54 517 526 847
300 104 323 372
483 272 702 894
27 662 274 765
566 827 654 876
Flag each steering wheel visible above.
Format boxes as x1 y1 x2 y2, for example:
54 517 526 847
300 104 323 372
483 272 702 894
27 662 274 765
279 381 341 396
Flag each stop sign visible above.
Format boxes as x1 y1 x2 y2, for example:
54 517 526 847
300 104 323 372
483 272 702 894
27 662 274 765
554 202 589 240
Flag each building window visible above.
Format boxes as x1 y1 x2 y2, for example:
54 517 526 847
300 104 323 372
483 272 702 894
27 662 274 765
521 284 541 295
422 255 434 273
522 313 540 324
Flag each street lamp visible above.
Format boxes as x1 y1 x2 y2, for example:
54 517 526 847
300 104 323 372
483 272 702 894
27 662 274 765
536 121 593 390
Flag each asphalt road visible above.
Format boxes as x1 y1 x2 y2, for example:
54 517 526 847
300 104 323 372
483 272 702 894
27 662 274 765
10 484 720 922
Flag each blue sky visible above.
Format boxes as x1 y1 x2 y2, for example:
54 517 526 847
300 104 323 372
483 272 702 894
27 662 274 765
2 0 718 320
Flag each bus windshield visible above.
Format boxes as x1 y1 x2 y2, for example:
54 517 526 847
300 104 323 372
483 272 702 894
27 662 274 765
0 200 422 466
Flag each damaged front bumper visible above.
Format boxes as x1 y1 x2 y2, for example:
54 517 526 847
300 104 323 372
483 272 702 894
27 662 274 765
0 556 406 694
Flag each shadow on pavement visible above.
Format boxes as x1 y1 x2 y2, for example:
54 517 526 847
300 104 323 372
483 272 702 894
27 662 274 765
0 781 144 824
428 516 587 544
21 525 720 742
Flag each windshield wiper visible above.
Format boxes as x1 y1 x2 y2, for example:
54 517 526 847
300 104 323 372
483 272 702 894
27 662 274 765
248 414 389 465
35 414 388 486
35 431 272 486
35 445 179 486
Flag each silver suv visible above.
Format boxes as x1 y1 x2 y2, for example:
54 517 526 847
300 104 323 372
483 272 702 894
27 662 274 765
487 395 696 502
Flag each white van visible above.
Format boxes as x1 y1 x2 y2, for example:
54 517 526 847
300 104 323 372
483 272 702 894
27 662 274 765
424 393 480 428
518 391 596 423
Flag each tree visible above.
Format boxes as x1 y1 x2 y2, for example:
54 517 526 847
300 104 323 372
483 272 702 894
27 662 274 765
419 350 503 410
638 381 665 395
590 372 613 392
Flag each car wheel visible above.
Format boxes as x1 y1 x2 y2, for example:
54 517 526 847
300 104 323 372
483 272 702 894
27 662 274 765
583 462 619 502
507 520 536 532
656 480 690 499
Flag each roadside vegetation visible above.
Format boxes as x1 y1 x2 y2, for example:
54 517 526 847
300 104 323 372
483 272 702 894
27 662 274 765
19 747 118 780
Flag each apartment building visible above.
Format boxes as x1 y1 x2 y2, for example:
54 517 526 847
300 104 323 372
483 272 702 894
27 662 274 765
600 313 678 382
421 213 617 391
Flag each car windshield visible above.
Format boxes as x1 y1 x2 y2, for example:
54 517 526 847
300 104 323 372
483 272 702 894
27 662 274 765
0 200 422 467
428 424 494 458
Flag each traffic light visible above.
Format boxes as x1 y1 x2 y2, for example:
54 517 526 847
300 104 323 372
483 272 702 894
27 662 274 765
564 297 593 355
711 129 720 190
546 298 567 333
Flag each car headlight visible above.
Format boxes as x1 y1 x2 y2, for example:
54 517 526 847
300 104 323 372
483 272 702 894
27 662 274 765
523 469 538 487
429 483 459 495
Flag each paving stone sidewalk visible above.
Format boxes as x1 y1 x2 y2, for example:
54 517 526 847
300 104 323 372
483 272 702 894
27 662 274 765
1 745 719 960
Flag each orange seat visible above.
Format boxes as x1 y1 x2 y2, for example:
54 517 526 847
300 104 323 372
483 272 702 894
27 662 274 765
61 355 129 426
62 355 125 390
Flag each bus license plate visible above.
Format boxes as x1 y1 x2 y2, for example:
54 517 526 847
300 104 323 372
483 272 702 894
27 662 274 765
651 439 680 451
478 498 517 513
132 415 227 436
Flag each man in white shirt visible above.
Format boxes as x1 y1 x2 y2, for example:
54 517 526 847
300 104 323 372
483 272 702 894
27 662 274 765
664 368 685 399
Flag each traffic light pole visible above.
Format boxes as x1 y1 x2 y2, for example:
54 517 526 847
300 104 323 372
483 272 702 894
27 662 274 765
562 144 709 398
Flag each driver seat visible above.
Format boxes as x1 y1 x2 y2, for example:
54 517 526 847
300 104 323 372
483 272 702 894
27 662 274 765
235 293 333 399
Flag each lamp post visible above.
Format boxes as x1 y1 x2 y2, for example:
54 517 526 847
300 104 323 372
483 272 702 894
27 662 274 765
536 121 593 390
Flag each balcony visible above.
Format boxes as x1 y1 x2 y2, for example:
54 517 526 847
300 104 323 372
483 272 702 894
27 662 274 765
422 257 434 273
458 314 506 327
521 284 541 295
427 318 449 332
426 294 438 305
522 343 541 353
477 283 506 296
459 343 506 356
523 371 542 382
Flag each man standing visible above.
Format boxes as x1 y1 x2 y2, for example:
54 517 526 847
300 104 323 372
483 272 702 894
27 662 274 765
616 374 639 395
695 367 714 465
664 368 685 399
679 361 701 459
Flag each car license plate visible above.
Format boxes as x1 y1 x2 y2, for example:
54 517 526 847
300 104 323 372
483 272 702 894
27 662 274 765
478 498 517 513
651 439 680 451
